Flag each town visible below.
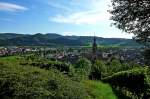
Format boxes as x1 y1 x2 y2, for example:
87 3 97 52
0 37 145 65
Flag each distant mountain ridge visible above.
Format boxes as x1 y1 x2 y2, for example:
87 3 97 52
0 33 140 47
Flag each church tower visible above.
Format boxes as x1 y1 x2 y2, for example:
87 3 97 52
91 34 98 63
92 34 97 54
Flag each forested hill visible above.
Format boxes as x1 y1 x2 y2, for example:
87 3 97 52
0 33 140 47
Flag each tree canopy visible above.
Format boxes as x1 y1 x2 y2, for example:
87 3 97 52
110 0 150 47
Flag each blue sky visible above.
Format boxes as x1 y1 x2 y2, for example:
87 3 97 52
0 0 133 38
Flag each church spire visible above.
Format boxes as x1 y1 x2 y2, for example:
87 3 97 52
92 33 97 53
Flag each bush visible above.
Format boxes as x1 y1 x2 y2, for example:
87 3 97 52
90 60 107 80
21 61 75 77
108 59 122 73
143 49 150 65
102 67 150 98
75 58 92 79
0 63 88 99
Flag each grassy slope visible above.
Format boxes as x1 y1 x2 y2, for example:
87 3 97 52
85 80 117 99
0 56 89 99
0 56 117 99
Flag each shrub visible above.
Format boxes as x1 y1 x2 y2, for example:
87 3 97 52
102 67 150 98
0 63 88 99
90 60 107 80
75 58 92 79
108 59 122 73
21 61 75 77
143 49 150 65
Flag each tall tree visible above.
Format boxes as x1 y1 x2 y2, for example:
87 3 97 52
110 0 150 47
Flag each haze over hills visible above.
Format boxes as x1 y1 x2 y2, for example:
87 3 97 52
0 33 139 47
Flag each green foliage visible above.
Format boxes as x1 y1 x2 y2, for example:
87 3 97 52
0 56 119 99
0 33 140 47
106 59 132 77
75 58 92 79
85 80 117 99
110 0 150 46
143 49 150 65
90 60 107 80
19 55 75 77
27 61 75 77
108 59 123 74
0 62 88 99
89 59 131 80
102 67 150 98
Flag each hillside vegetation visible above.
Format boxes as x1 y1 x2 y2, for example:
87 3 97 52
1 54 150 99
0 56 117 99
0 33 140 47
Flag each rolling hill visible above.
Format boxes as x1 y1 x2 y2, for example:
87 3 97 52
0 33 140 47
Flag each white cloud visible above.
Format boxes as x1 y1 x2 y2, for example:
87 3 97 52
50 9 110 24
49 0 111 25
0 2 28 12
48 2 72 12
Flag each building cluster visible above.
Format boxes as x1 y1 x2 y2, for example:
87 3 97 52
91 36 144 64
0 47 36 56
42 49 81 64
39 36 145 65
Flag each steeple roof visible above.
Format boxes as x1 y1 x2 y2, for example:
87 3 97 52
92 34 97 53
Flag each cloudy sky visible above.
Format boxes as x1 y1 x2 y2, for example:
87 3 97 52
0 0 133 38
